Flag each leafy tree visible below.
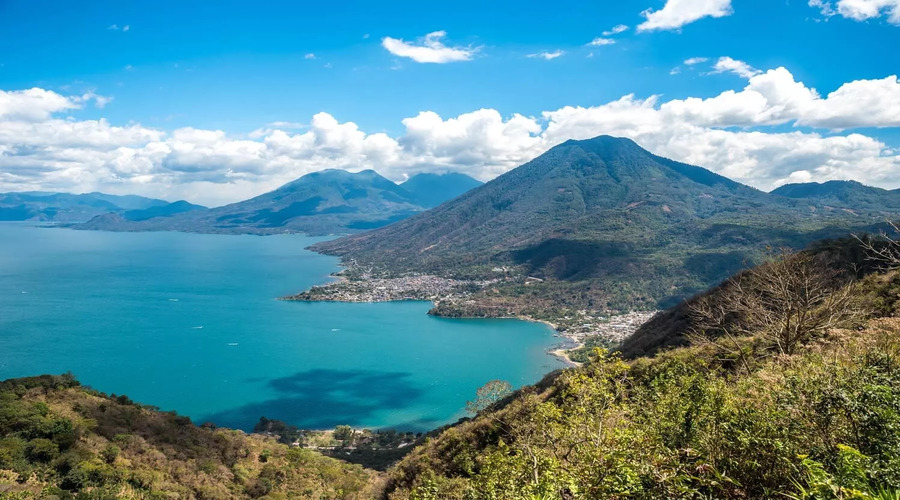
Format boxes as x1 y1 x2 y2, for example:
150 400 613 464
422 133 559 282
466 380 513 415
334 425 354 446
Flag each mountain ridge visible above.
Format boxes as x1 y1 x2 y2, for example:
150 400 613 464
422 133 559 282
310 135 898 315
0 191 170 223
71 170 482 235
771 179 900 210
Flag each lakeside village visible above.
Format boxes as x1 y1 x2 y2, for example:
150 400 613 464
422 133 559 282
285 271 658 359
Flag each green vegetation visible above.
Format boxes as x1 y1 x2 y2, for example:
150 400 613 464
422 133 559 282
0 375 375 499
465 381 513 415
772 180 900 211
567 335 616 364
378 242 900 499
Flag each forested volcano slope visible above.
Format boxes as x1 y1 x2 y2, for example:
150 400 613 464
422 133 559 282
314 136 894 311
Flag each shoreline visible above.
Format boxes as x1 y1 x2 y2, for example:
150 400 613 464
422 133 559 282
287 256 657 368
285 273 657 367
513 315 583 367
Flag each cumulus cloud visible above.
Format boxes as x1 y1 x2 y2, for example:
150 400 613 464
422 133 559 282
684 57 708 65
381 31 476 63
2 65 900 205
637 0 734 32
0 88 110 121
527 50 565 60
711 56 761 78
810 0 900 23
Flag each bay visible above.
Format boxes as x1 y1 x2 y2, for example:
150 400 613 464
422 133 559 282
0 223 566 431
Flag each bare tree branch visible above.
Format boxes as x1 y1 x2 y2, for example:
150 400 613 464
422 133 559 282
854 220 900 270
689 249 864 359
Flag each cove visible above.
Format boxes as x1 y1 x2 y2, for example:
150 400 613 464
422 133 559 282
0 223 566 431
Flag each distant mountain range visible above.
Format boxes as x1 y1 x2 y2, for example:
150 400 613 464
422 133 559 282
398 172 483 209
771 180 900 211
72 170 482 235
313 136 899 312
0 192 175 222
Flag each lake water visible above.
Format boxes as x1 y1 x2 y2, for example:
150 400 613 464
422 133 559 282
0 223 565 431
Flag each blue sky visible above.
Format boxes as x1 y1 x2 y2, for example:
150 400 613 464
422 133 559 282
1 0 899 205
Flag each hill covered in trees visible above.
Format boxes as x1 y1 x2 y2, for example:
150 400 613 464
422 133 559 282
771 180 900 211
0 375 376 499
312 136 897 315
378 236 900 499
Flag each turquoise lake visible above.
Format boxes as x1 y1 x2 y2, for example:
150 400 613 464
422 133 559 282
0 223 566 431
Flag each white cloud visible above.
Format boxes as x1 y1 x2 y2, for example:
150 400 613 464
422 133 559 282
711 56 761 78
811 0 900 23
0 88 79 121
637 0 734 32
809 0 837 16
527 50 565 60
2 66 900 205
602 24 630 36
587 38 616 46
684 57 708 65
123 25 130 32
304 53 316 60
107 24 119 30
381 31 476 63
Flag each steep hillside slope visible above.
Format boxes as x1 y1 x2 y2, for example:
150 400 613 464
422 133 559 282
0 375 376 499
379 248 900 499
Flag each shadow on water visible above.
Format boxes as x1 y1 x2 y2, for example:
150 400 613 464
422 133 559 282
198 368 427 431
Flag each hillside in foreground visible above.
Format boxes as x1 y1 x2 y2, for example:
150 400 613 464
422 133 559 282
379 237 900 499
0 375 377 499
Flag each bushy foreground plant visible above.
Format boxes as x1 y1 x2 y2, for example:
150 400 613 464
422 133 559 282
386 315 900 499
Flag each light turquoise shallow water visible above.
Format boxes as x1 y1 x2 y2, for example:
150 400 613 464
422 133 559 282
0 223 565 431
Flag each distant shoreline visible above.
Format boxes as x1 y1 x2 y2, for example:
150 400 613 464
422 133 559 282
286 269 655 367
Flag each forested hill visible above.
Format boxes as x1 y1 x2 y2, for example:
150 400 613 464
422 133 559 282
312 135 896 312
379 239 900 499
0 375 376 498
771 179 900 211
